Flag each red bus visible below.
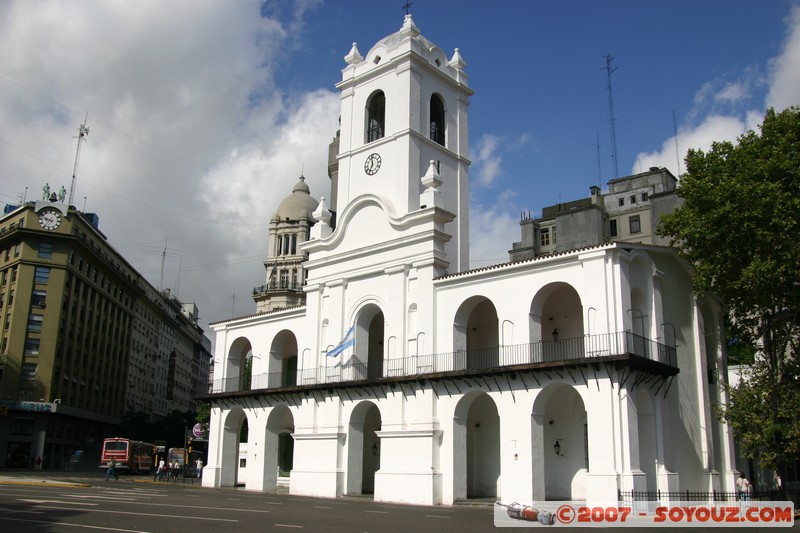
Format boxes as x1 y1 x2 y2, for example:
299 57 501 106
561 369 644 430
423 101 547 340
99 438 154 473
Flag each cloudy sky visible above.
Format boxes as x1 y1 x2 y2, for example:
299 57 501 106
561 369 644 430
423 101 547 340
1 0 798 339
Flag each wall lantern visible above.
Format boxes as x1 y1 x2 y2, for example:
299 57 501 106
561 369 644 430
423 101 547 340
554 439 564 457
552 328 560 342
372 443 379 456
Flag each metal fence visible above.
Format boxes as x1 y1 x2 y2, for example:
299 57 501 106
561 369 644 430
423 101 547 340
619 488 799 506
211 331 676 393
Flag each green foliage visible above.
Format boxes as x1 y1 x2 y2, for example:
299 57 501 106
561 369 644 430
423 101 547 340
659 106 800 467
717 356 800 468
195 402 211 439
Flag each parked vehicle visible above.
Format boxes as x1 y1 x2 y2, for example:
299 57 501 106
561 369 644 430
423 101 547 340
99 437 154 473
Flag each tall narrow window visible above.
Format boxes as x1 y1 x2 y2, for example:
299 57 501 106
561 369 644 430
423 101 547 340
540 228 550 246
38 242 53 259
367 91 385 143
34 266 50 284
430 94 445 146
629 215 641 234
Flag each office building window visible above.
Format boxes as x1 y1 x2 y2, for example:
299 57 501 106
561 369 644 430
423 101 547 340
642 192 649 202
14 244 20 257
540 228 550 246
629 215 641 234
38 242 53 258
27 314 43 333
618 197 624 207
34 267 50 284
32 289 46 308
610 219 618 237
21 363 37 380
24 338 40 355
630 195 637 204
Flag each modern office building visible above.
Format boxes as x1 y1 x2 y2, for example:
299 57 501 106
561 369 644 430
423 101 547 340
201 14 736 506
0 199 211 469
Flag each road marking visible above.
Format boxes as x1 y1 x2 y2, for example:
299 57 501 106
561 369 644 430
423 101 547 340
64 494 140 501
425 515 451 519
19 505 239 522
313 505 331 509
364 510 389 514
0 514 150 531
274 524 303 528
18 499 98 506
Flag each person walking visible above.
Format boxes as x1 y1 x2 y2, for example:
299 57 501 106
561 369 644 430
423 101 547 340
154 458 165 481
736 472 751 502
105 458 118 481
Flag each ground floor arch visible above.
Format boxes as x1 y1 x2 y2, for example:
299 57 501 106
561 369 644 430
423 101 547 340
219 408 247 488
347 401 382 495
453 392 500 500
532 383 587 500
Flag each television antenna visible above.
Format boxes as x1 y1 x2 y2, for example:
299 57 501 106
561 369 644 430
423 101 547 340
68 115 90 206
602 55 619 180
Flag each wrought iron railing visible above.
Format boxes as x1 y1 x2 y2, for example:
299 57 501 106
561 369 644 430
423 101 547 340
210 331 677 393
619 488 799 507
252 281 304 295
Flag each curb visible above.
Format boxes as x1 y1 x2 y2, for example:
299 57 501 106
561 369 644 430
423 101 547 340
0 480 91 488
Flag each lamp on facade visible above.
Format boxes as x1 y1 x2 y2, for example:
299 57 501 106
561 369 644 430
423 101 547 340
372 442 379 456
554 439 564 456
552 328 559 342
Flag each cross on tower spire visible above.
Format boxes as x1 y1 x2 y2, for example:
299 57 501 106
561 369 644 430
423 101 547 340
402 2 412 16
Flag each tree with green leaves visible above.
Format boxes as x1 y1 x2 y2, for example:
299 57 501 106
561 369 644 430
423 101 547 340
658 106 800 486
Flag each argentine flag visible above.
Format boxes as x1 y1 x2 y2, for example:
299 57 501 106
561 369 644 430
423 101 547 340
327 325 355 358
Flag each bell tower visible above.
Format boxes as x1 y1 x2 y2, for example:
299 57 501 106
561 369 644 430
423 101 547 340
331 14 472 271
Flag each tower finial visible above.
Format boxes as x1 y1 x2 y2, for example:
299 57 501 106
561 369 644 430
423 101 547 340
403 2 412 16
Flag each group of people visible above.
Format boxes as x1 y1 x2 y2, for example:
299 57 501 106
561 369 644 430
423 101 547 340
154 458 204 482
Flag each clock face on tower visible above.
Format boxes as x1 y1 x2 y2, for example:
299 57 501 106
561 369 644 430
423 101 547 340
364 153 381 175
38 208 62 230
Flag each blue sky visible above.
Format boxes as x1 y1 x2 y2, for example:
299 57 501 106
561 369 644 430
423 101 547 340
1 0 798 332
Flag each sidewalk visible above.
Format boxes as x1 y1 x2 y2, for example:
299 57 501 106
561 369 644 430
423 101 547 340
0 469 94 487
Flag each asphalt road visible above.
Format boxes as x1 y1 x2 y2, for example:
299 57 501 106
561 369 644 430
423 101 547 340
0 471 797 532
0 471 495 533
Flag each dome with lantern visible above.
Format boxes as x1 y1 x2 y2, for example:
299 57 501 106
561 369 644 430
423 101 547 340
274 176 318 221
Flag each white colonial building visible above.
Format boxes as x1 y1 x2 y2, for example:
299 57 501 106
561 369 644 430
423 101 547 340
201 15 737 506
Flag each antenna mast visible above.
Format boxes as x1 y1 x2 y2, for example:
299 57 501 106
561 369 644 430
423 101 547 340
159 237 167 291
672 110 682 177
602 55 619 179
68 115 90 207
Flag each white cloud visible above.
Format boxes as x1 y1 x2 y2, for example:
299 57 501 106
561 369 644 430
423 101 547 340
0 0 338 332
632 115 747 177
472 134 502 187
634 4 800 177
469 190 520 269
767 5 800 110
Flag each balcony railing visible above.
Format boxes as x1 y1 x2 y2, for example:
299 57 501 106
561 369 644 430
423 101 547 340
252 281 304 295
210 331 677 394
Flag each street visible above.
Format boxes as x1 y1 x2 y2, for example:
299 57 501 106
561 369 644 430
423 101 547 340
0 471 495 533
0 471 797 532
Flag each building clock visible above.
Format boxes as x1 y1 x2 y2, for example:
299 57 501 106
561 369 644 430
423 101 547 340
38 208 62 230
364 153 381 175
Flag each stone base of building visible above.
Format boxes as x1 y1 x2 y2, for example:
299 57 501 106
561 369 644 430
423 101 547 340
290 468 344 498
374 469 443 505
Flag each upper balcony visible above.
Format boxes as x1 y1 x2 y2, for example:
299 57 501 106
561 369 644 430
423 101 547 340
252 281 304 298
207 330 677 396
